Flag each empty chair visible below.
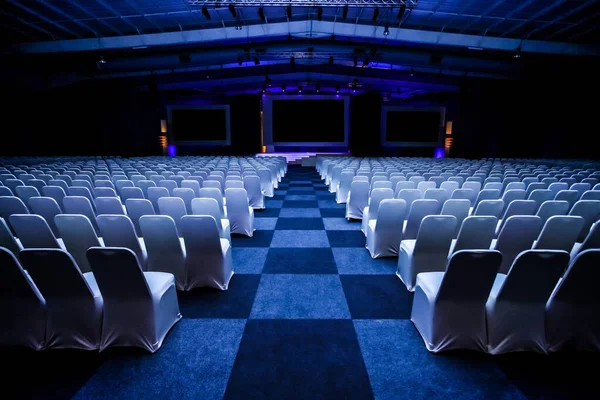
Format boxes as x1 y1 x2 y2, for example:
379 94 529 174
570 183 591 201
158 180 178 196
15 185 40 208
63 196 99 235
181 180 200 197
462 182 482 202
346 180 370 220
19 249 103 350
581 190 600 201
484 182 503 192
417 181 436 198
97 214 147 268
0 196 30 234
41 186 66 211
258 169 274 197
450 188 474 205
225 188 254 237
0 248 46 350
95 197 125 215
225 180 244 190
440 199 471 237
569 200 600 242
158 197 187 236
448 176 464 187
5 179 25 194
361 188 394 235
9 214 62 249
424 188 449 205
94 187 117 198
173 188 195 214
546 250 600 352
67 186 95 209
55 214 102 274
411 250 502 353
394 181 416 197
94 180 115 190
203 180 222 194
486 250 569 354
72 180 94 195
120 186 144 203
409 176 425 185
473 189 500 211
243 175 264 209
125 199 155 237
191 197 231 242
554 189 579 211
0 187 13 197
429 176 445 188
505 182 526 192
533 215 584 252
403 199 441 240
473 199 504 218
27 179 46 193
366 199 407 258
570 221 600 259
548 182 569 198
440 181 459 194
198 187 226 218
451 216 497 254
147 186 170 213
528 189 554 212
536 200 570 225
149 175 165 186
0 217 23 254
397 215 457 292
496 200 537 236
500 189 527 214
86 247 181 352
526 182 546 198
136 180 156 199
492 216 543 274
396 189 421 213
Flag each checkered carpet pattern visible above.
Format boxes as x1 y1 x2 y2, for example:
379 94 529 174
4 165 595 400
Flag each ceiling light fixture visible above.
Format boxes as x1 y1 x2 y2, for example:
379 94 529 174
383 23 390 36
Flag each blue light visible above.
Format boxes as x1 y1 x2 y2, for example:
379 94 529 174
168 145 176 157
434 147 445 159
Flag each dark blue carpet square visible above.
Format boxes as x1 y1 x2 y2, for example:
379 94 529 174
177 274 261 319
231 230 273 247
289 182 313 186
264 248 337 274
316 191 334 198
264 199 283 208
253 208 281 218
287 187 316 193
272 194 286 200
320 208 346 218
340 275 413 319
275 217 324 230
223 320 374 400
282 200 319 208
327 231 366 247
314 186 330 191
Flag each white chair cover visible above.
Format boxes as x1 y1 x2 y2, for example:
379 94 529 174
19 249 103 350
346 180 369 220
158 196 187 236
336 171 355 204
451 216 497 255
9 214 62 249
86 247 181 352
125 198 156 237
244 175 265 209
361 188 394 235
55 214 103 274
403 199 441 240
411 250 502 353
492 216 542 274
440 199 471 237
191 197 231 242
366 199 407 258
258 169 274 197
97 214 148 269
224 188 254 237
486 250 568 354
533 216 584 252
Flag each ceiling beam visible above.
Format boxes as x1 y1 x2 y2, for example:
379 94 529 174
16 20 600 56
66 0 124 36
500 0 566 38
0 9 57 40
525 0 598 39
37 0 99 37
7 0 81 38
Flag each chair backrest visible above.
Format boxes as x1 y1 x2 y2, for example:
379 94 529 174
473 199 504 218
568 200 600 242
367 188 394 220
120 186 145 203
203 180 223 193
394 181 416 197
86 247 151 300
404 199 441 240
55 214 102 273
570 183 591 200
63 195 98 234
173 187 195 214
0 187 13 197
494 215 543 274
125 198 155 236
9 214 61 249
533 215 584 252
580 190 600 201
198 187 225 217
528 189 554 212
15 186 41 207
225 188 250 214
0 217 23 254
474 189 501 209
395 189 421 212
535 200 569 225
97 214 145 265
5 179 25 193
417 181 436 197
436 250 502 303
371 180 393 192
501 199 536 222
147 186 170 213
414 215 457 254
136 180 157 198
440 199 470 236
547 249 600 305
180 215 223 255
454 216 497 253
0 196 30 233
375 199 407 232
577 222 600 255
94 187 117 198
158 196 187 236
0 247 44 303
41 186 66 211
19 248 95 299
94 179 115 190
158 180 178 195
505 182 526 192
440 181 459 194
94 197 125 215
450 188 475 205
424 188 449 205
139 215 185 275
554 190 578 211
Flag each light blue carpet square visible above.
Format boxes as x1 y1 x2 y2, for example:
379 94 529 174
333 248 398 274
232 247 268 273
264 199 283 208
285 194 317 201
250 274 351 319
253 217 278 230
318 200 346 209
323 218 362 230
270 230 330 248
279 208 322 218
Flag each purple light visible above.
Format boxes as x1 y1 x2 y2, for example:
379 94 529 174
434 147 445 159
168 145 176 157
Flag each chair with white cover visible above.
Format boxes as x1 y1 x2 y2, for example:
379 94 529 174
417 181 436 198
147 186 169 213
411 250 502 353
158 197 187 236
440 181 459 195
191 198 231 242
440 199 471 237
546 249 600 352
568 200 600 242
125 199 155 237
495 200 536 236
486 250 568 354
19 249 103 350
0 217 23 254
225 180 244 190
361 188 394 235
394 181 416 197
473 199 504 218
86 247 181 352
9 214 63 249
243 175 264 209
403 199 441 240
397 215 457 292
346 180 370 220
492 216 543 274
258 169 274 197
224 188 254 237
451 216 497 255
173 188 195 214
396 189 421 213
95 197 125 215
55 214 103 274
180 215 234 290
533 216 584 252
0 247 46 350
198 187 226 217
97 214 147 269
336 171 354 204
28 196 62 238
424 188 449 205
366 199 407 258
570 222 600 258
63 196 99 235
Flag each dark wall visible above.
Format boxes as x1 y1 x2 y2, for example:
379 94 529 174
350 91 382 156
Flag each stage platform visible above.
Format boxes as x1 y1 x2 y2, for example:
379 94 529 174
255 152 349 165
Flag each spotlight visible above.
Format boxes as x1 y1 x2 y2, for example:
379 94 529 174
316 82 320 92
351 80 357 92
513 50 521 58
329 56 334 65
372 7 379 22
202 6 211 20
409 67 414 77
397 4 406 20
254 57 260 65
228 4 237 19
262 85 266 93
258 7 265 22
286 5 292 19
383 23 390 36
235 22 242 31
298 85 302 93
342 5 348 20
98 55 106 64
317 7 323 21
290 56 295 67
282 84 286 92
336 85 340 93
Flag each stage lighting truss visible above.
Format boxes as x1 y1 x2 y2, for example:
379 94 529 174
237 51 383 63
188 0 416 6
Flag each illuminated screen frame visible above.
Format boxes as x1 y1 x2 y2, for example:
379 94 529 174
263 95 350 147
381 106 445 147
167 105 231 146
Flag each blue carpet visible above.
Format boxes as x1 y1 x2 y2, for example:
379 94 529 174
5 165 597 399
